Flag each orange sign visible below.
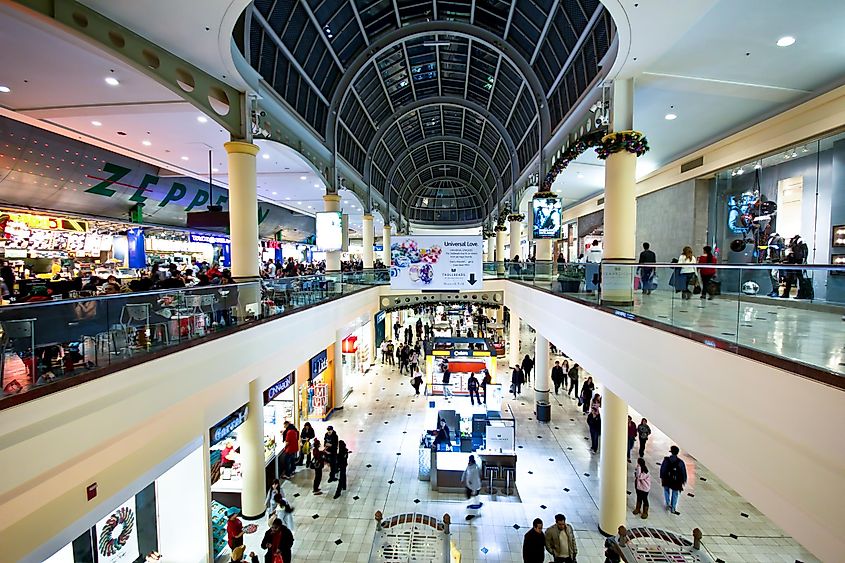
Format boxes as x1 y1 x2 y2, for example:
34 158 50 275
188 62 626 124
8 213 88 232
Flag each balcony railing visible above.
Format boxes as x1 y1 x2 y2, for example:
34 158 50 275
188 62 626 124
485 260 845 386
0 269 390 408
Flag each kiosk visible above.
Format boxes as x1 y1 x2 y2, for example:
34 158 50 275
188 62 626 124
425 337 497 397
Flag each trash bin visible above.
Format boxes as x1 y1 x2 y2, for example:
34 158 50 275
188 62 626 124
536 401 551 422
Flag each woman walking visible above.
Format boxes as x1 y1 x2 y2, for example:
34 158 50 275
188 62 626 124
333 441 350 499
677 246 697 299
311 438 324 495
461 455 483 520
697 245 717 300
580 376 595 413
633 457 651 519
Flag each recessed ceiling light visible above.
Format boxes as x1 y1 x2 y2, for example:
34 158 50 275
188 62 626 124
180 156 189 161
262 154 270 160
664 113 677 120
212 168 219 173
286 197 291 200
91 120 102 127
104 77 120 86
141 140 152 146
272 191 277 195
197 115 208 123
313 183 320 188
576 172 584 178
300 176 307 180
297 201 302 204
776 36 795 47
0 86 10 93
307 205 313 209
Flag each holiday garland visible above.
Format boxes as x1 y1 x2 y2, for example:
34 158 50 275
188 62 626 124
507 213 525 222
540 129 649 192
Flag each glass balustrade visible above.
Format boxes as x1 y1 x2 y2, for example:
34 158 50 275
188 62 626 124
0 270 390 403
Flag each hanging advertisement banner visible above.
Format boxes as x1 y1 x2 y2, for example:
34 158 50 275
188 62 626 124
389 235 482 290
95 498 139 563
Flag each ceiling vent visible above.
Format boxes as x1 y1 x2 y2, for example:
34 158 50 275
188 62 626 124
680 156 704 173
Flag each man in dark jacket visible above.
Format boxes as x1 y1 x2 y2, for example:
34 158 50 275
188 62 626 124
510 366 521 399
551 361 565 395
660 445 687 514
260 517 294 563
324 426 339 482
522 518 546 563
638 242 657 295
567 364 580 398
467 372 481 405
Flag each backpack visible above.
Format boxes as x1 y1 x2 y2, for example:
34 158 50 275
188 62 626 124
664 456 682 486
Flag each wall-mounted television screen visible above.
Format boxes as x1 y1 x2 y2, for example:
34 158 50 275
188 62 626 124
532 198 562 239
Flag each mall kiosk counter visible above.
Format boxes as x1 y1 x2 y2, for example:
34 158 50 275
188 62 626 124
425 337 497 397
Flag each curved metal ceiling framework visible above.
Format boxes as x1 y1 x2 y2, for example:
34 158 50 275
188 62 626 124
241 0 615 226
405 178 485 224
398 161 492 214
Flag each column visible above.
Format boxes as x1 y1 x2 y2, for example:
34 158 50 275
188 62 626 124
382 224 392 267
385 311 393 341
509 219 521 260
534 332 550 421
362 214 374 269
535 238 553 281
508 314 520 367
334 330 345 409
495 228 506 275
599 389 628 534
239 380 265 519
486 236 495 263
324 194 342 272
601 78 637 305
225 141 260 313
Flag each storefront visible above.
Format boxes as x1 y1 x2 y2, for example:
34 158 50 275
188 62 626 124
263 371 296 476
425 337 497 397
298 348 335 421
374 310 386 349
705 129 845 301
339 317 374 400
39 444 207 563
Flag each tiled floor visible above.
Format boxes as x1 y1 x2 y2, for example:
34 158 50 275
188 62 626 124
519 280 845 375
237 317 820 563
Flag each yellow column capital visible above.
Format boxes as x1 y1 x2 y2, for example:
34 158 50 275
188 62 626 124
224 140 260 156
323 194 341 203
383 224 392 231
362 214 373 221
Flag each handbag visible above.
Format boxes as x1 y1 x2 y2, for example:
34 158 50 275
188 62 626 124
273 552 285 563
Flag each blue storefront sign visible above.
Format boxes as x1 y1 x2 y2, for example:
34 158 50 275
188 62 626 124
264 372 295 404
310 350 328 380
209 404 249 446
189 232 230 244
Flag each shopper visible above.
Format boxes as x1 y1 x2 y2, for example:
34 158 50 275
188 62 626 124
324 426 339 482
587 408 601 453
461 455 483 520
311 438 324 495
411 368 423 395
225 507 244 551
590 393 602 417
522 518 546 563
637 418 652 458
467 372 481 405
551 361 564 395
282 424 299 479
521 354 534 384
298 422 315 467
264 479 292 523
481 369 492 404
386 340 395 366
638 242 657 295
260 517 294 563
627 416 637 463
545 513 578 563
434 418 452 450
660 445 687 514
677 246 697 299
510 366 521 399
633 457 651 519
567 364 579 398
580 376 595 413
442 368 452 399
698 245 717 300
333 440 349 499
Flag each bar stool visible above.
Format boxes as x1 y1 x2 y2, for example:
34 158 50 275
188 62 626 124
484 466 499 495
502 467 516 496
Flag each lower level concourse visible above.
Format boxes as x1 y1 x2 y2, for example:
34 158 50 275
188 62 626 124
208 311 818 563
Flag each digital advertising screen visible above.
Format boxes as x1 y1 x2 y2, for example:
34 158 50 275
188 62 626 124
532 197 562 239
316 211 342 251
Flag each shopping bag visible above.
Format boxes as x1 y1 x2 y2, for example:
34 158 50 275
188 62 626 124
273 552 285 563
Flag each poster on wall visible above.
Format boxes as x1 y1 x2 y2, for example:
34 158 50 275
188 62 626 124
95 498 139 563
389 235 482 290
316 212 342 251
532 198 562 239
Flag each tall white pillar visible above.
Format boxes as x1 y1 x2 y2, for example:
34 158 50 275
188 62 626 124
495 229 506 274
324 194 342 272
362 214 374 269
385 311 393 341
534 332 550 407
509 220 521 260
334 330 345 409
239 380 266 519
368 311 377 364
536 238 553 280
599 389 628 534
224 141 260 282
486 236 495 263
509 314 520 367
382 225 392 267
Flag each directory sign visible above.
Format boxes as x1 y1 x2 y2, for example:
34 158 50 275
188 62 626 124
389 235 483 290
532 197 562 239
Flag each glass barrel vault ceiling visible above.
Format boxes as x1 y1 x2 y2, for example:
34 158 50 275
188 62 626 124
238 0 615 225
